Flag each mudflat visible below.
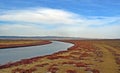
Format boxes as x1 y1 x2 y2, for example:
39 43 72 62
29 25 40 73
0 40 120 73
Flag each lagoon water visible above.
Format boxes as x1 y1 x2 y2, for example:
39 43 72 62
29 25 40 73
0 41 73 65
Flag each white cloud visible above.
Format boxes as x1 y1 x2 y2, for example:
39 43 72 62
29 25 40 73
0 8 82 25
0 23 119 38
0 8 120 38
1 8 119 26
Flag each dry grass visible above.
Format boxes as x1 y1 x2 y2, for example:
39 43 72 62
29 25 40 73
0 39 51 49
0 39 120 73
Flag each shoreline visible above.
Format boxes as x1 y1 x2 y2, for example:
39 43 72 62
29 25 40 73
0 40 120 73
0 40 73 69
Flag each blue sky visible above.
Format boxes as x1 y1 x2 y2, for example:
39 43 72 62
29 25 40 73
0 0 120 16
0 0 120 38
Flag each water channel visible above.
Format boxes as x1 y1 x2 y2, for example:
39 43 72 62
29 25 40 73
0 41 73 65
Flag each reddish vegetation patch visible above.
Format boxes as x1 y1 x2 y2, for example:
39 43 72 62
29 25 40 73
47 55 72 60
92 69 100 73
0 59 33 69
66 70 76 73
35 63 49 67
47 64 60 73
12 67 36 73
85 68 100 73
50 64 58 67
70 52 81 55
115 57 120 64
48 67 59 73
0 56 46 69
62 61 75 65
0 40 120 73
75 62 87 67
94 50 103 58
62 61 89 68
80 52 90 57
47 55 60 60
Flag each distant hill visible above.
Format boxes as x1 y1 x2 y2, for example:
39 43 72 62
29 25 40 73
0 36 119 40
0 36 88 40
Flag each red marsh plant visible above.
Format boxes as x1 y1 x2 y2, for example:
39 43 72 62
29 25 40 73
12 67 37 73
48 67 59 73
35 63 49 67
75 62 87 67
85 68 100 73
66 70 77 73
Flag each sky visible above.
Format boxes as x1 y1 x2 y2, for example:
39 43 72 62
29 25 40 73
0 0 120 38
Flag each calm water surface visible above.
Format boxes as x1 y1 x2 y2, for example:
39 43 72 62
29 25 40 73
0 41 73 65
